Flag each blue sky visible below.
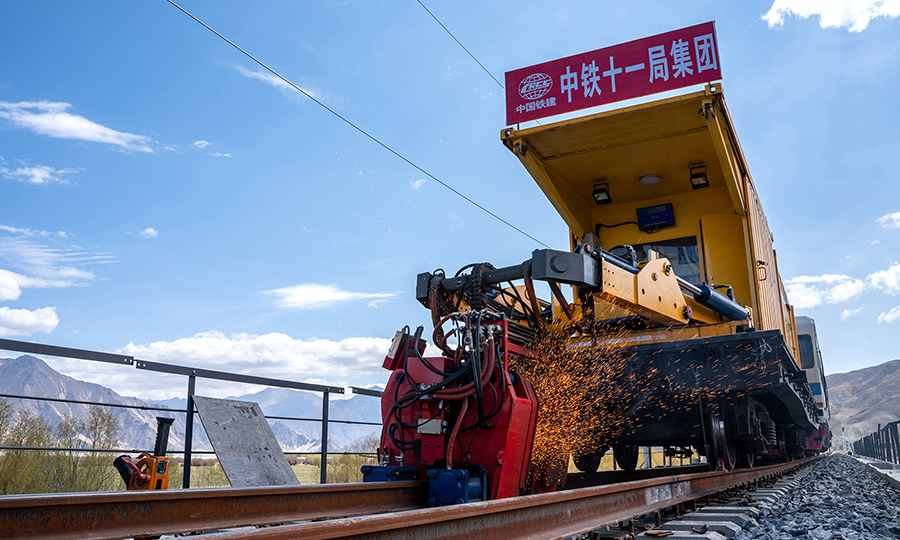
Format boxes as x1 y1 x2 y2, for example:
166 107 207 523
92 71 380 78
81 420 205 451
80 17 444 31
1 1 899 399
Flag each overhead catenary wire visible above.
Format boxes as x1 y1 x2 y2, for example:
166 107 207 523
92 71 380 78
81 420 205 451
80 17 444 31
416 0 504 90
166 0 551 249
415 0 542 127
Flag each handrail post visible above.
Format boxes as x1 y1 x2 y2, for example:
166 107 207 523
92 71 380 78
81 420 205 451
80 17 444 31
320 389 329 484
183 373 196 488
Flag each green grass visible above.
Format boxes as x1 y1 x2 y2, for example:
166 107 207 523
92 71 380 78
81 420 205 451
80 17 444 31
292 464 319 484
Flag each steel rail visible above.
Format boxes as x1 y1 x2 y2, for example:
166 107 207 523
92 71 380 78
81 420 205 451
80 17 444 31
563 463 711 489
0 480 428 540
195 456 823 540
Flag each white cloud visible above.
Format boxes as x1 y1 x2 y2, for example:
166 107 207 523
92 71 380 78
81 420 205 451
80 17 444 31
208 152 231 158
139 228 158 239
0 270 26 301
411 179 427 190
869 262 900 295
878 305 900 323
109 331 393 397
877 212 900 229
0 101 154 152
0 163 80 185
265 283 396 309
763 0 900 32
0 306 59 337
841 307 863 320
786 262 900 309
0 268 87 302
0 225 69 238
785 274 867 308
193 140 211 148
0 233 112 301
234 66 317 100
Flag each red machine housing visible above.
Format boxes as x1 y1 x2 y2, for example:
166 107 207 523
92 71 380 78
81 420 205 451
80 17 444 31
806 424 828 455
378 317 539 500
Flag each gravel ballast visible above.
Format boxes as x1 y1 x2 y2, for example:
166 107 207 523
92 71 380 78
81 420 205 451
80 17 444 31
742 454 900 540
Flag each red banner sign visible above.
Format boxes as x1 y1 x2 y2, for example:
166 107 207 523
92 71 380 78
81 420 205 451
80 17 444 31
505 22 721 125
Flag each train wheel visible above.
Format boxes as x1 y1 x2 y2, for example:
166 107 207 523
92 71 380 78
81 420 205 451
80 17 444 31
704 409 737 470
613 445 639 472
777 441 789 463
737 450 755 469
723 435 738 471
573 448 606 474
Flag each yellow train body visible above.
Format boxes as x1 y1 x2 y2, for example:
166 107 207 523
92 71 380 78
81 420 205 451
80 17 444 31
501 84 800 367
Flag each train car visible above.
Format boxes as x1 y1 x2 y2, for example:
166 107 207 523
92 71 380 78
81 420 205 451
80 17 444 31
368 84 828 505
796 316 831 455
495 84 824 470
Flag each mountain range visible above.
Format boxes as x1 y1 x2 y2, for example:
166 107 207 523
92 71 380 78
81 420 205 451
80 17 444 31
0 355 381 454
826 358 900 443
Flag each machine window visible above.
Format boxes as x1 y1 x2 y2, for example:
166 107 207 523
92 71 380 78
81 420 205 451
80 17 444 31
631 237 702 286
798 334 815 369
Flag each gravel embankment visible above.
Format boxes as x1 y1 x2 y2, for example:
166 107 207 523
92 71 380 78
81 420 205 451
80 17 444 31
742 454 900 540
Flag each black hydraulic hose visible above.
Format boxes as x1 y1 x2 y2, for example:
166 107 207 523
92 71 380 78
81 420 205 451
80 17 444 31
399 325 422 387
459 380 498 433
396 349 475 410
411 325 449 377
458 337 508 432
476 341 507 425
491 340 505 420
506 281 537 328
388 422 420 450
471 311 487 428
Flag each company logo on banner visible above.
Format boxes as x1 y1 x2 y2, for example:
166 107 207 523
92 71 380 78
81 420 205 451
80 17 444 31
505 22 721 125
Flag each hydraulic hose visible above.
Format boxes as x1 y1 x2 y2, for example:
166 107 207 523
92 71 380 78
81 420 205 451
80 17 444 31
445 398 468 468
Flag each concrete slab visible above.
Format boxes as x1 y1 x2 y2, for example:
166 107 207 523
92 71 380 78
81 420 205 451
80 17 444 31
193 395 299 488
636 531 726 540
711 501 766 509
677 513 753 527
697 506 760 518
656 521 741 539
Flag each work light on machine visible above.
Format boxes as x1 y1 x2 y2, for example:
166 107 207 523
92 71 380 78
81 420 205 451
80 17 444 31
690 166 709 189
592 183 611 205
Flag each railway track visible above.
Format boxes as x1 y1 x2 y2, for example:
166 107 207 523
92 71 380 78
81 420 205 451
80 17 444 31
0 457 821 540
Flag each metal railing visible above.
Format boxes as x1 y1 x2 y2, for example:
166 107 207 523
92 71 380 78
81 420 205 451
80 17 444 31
0 337 383 487
852 420 900 464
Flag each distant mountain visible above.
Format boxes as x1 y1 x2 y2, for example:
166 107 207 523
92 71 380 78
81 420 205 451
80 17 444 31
0 355 192 452
0 355 381 454
827 359 900 441
227 387 381 450
270 421 317 452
